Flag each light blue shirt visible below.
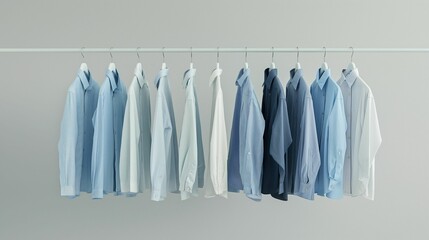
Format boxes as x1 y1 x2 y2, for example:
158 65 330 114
58 69 99 198
91 69 127 199
178 67 205 200
228 68 265 201
286 68 321 200
310 68 347 199
150 68 180 201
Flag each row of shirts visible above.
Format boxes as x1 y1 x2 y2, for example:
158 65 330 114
58 63 382 201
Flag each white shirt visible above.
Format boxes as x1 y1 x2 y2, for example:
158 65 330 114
205 67 228 198
338 67 382 200
178 67 205 200
119 65 152 196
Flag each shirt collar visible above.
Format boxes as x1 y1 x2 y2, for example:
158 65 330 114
134 66 146 88
106 69 121 91
263 68 278 90
78 69 91 90
236 68 249 87
316 68 331 89
209 68 222 86
183 68 196 88
154 68 169 89
289 68 302 90
340 68 359 88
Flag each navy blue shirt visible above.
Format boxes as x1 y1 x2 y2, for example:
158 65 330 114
261 68 292 201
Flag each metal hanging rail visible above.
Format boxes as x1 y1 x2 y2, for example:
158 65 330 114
0 47 429 53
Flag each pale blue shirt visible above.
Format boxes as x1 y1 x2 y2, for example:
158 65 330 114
150 68 180 201
91 69 127 199
227 68 265 201
58 69 99 198
178 67 205 200
310 68 347 199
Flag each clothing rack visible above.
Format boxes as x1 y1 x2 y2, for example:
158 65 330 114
0 47 429 53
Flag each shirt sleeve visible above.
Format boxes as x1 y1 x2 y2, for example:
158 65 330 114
58 91 78 197
269 95 292 194
359 93 382 200
240 97 265 201
327 91 347 191
178 98 198 200
298 95 321 197
119 88 141 195
209 90 228 198
150 92 172 201
91 95 105 199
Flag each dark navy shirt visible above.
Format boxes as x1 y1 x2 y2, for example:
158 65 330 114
261 68 292 201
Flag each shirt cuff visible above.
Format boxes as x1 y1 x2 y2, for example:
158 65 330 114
91 189 104 199
243 186 262 202
61 186 75 197
151 189 164 201
297 182 315 200
278 182 284 195
181 191 191 200
359 177 370 191
299 181 311 194
328 178 340 191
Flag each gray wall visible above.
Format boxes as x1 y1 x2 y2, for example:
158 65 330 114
1 0 428 239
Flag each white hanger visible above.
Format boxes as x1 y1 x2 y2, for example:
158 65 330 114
80 47 89 73
321 47 328 70
216 47 220 69
346 46 356 73
244 47 249 69
271 47 276 69
108 47 116 71
161 47 167 69
136 47 143 73
295 46 301 70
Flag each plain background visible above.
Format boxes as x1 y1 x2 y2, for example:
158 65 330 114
1 0 428 239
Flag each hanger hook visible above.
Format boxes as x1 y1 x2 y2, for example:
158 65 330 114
296 46 300 62
217 47 220 63
162 47 165 62
109 47 114 60
272 47 275 63
81 47 85 59
245 46 248 63
136 47 141 60
350 46 354 62
190 47 193 63
323 47 327 62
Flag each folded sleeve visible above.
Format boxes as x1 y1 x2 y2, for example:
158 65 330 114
178 98 198 200
327 92 347 191
91 95 105 199
269 95 292 194
119 88 141 195
209 91 228 198
241 98 265 201
150 92 171 201
359 93 382 200
298 95 321 197
58 91 78 197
